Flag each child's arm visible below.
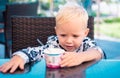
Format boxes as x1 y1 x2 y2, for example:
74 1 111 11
0 36 58 73
60 48 102 67
60 37 104 67
13 46 44 63
0 46 44 73
0 46 45 73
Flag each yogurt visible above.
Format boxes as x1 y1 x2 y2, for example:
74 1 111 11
44 48 65 68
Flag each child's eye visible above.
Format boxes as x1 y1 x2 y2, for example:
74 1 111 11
73 35 79 38
60 34 66 37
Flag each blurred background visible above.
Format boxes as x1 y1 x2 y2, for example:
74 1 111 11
7 0 120 41
0 0 120 58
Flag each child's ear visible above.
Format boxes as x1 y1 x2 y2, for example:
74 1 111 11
84 28 89 37
54 26 56 30
54 26 57 34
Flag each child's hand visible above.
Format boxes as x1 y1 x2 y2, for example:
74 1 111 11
60 52 84 67
0 55 25 73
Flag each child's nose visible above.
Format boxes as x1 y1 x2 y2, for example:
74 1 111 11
65 37 73 43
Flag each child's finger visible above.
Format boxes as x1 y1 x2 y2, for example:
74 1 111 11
60 57 72 67
61 52 69 59
60 61 69 67
10 63 19 73
1 62 13 73
19 62 24 70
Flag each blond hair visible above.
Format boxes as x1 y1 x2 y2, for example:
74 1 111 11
56 1 88 28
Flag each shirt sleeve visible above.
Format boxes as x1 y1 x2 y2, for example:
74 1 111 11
82 37 105 59
12 35 60 63
13 46 44 63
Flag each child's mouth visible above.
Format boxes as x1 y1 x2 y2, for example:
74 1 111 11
65 46 74 50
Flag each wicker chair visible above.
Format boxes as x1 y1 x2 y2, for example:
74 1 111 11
9 16 94 58
4 2 39 58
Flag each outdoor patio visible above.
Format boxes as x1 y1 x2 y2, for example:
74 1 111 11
0 0 120 59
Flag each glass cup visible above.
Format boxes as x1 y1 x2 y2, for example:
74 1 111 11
44 48 65 68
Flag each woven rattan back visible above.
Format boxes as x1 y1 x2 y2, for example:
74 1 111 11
5 2 38 41
11 16 94 54
12 16 56 53
87 16 94 39
4 2 38 57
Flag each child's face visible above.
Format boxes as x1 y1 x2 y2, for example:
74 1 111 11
55 18 89 52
